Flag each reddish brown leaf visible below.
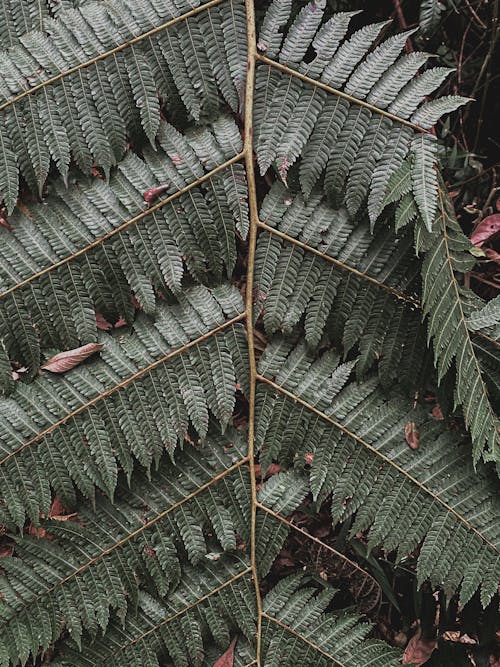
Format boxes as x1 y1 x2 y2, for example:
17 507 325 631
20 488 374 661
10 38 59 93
0 209 11 230
304 452 314 465
442 631 476 644
47 497 76 521
49 497 67 517
95 312 113 330
96 312 127 330
431 405 444 420
0 544 14 557
471 214 500 247
265 463 281 477
483 247 500 262
403 624 436 665
213 639 236 667
143 184 169 206
41 343 104 373
26 523 50 539
405 421 419 450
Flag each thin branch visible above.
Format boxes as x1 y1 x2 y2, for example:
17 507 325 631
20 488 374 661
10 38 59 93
244 0 263 663
256 55 427 133
0 152 244 300
0 313 245 465
255 502 381 592
255 373 499 553
0 0 226 113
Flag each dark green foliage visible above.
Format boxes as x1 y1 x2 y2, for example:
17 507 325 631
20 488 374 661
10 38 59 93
0 1 498 666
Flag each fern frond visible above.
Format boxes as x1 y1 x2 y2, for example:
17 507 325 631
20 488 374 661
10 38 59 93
0 0 247 210
262 575 402 666
0 116 247 386
53 560 255 667
254 182 429 386
255 339 500 605
416 183 500 464
0 430 250 663
0 286 247 524
419 0 447 35
253 3 468 221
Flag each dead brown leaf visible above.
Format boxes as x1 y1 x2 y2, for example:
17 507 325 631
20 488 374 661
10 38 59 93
41 343 104 373
213 638 236 667
0 544 14 557
405 421 420 450
442 631 476 644
403 623 436 665
431 405 444 420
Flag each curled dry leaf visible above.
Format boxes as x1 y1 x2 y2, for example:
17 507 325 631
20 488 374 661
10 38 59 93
471 213 500 247
405 421 420 449
403 623 436 665
95 312 128 330
95 312 113 331
442 631 476 644
483 247 500 262
431 405 444 420
265 463 281 477
213 638 236 667
143 184 169 206
41 343 104 373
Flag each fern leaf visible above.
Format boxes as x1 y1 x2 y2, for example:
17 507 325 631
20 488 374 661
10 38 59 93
419 189 499 464
256 340 500 604
262 576 402 666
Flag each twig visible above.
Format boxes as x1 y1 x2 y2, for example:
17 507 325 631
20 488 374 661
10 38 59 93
393 0 414 52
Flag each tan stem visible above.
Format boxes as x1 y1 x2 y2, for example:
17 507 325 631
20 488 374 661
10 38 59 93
243 0 263 663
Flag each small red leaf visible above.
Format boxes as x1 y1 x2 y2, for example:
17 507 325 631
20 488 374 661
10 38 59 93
405 421 419 450
265 463 281 477
304 452 314 465
49 497 67 517
213 639 236 667
95 312 113 330
96 312 127 330
41 343 104 373
0 545 14 557
471 214 500 247
143 184 169 206
431 405 444 421
484 247 500 262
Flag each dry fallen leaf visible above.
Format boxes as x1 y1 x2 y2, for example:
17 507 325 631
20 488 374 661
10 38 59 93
405 421 420 450
143 184 169 206
213 638 236 667
95 312 113 331
96 312 127 331
41 343 104 373
431 405 444 420
47 497 76 521
403 624 436 665
442 631 476 644
471 213 500 247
